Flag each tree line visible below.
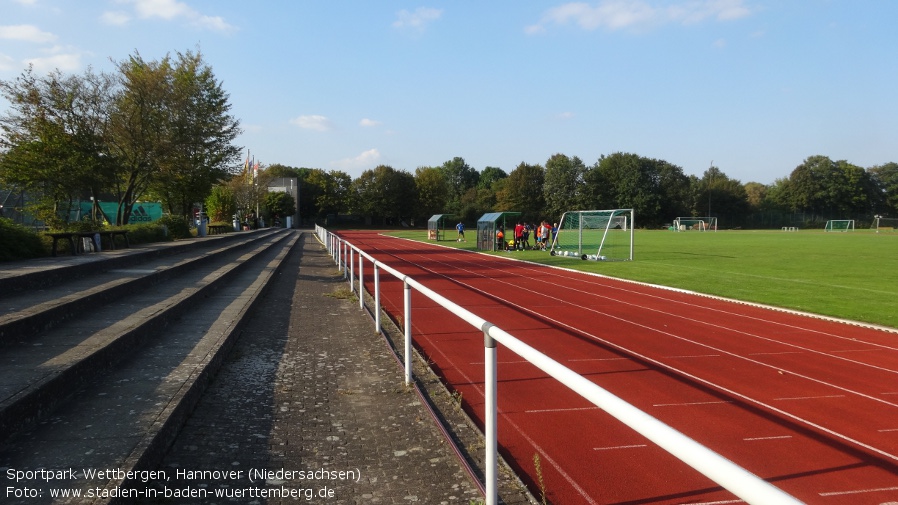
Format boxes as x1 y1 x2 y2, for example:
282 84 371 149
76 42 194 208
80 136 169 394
273 154 898 229
0 50 240 228
2 50 896 231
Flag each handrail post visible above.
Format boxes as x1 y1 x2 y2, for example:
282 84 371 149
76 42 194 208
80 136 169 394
359 254 365 310
403 279 412 385
349 248 354 290
483 323 498 505
374 265 381 333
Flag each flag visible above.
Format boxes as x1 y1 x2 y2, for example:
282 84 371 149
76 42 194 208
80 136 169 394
253 161 259 180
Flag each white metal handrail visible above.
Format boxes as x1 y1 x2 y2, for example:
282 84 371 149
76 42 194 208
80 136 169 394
314 226 803 505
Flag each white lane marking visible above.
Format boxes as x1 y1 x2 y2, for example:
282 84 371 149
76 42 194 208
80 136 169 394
526 407 599 413
469 360 529 365
743 435 792 441
568 357 631 362
594 444 647 451
654 401 733 407
774 395 845 401
819 486 898 496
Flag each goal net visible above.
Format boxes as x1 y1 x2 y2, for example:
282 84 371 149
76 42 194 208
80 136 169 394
824 219 854 232
673 217 717 232
872 216 898 233
550 209 634 261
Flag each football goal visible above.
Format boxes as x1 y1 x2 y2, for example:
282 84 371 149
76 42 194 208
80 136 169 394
824 219 854 232
871 216 898 233
673 217 717 232
550 209 634 261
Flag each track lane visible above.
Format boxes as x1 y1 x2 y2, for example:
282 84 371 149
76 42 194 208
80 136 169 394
340 231 898 504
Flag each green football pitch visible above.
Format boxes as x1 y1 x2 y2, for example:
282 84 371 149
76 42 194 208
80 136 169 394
386 228 898 330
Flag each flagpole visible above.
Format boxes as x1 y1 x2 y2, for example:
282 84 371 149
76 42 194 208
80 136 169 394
253 156 259 228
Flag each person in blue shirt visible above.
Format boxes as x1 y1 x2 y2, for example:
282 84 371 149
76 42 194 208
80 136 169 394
456 221 466 242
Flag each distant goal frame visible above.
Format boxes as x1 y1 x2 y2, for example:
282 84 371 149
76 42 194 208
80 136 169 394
673 216 717 232
549 208 634 261
824 219 855 232
871 216 897 233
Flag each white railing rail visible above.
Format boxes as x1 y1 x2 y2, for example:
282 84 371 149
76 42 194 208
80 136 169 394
314 226 803 505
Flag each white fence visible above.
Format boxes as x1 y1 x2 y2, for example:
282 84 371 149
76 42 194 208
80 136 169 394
315 226 803 505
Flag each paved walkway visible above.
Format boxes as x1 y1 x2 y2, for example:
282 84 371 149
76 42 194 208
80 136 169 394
130 232 533 504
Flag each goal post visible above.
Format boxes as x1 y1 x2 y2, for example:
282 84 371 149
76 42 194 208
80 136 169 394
672 217 717 232
550 209 634 261
824 219 854 232
871 216 898 233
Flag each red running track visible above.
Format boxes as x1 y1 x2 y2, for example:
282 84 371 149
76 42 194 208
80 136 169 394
337 230 898 504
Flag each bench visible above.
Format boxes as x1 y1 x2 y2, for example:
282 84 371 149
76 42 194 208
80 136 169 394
46 230 130 257
207 224 232 235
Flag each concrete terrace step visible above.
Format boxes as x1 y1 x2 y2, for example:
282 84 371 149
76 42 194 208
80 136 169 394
0 230 295 440
0 229 280 297
0 229 284 348
0 231 300 504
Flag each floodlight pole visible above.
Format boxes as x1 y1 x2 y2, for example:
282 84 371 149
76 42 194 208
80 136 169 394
708 160 713 221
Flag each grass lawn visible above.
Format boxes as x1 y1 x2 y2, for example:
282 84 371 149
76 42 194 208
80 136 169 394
383 228 898 330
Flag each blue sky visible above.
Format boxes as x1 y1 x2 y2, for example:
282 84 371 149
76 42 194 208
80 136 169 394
1 0 896 184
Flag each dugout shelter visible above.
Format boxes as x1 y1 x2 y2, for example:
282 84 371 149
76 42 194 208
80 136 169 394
476 211 521 251
427 214 453 241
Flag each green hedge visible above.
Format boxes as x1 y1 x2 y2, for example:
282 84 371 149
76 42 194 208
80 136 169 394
0 216 198 261
156 215 192 239
0 218 48 261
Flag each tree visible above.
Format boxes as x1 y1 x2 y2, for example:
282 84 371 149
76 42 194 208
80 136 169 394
226 163 265 225
478 166 507 190
106 52 176 225
0 66 116 227
264 190 296 224
697 166 750 227
440 157 478 215
150 50 241 218
351 165 417 225
785 155 874 221
301 168 351 221
204 184 236 223
869 162 898 215
414 166 448 224
586 153 662 225
543 153 586 219
495 162 544 220
654 159 691 224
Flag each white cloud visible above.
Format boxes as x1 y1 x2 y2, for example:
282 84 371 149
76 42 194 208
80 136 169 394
113 0 235 32
528 0 753 33
26 52 82 72
129 0 193 20
0 52 16 71
290 115 334 132
393 7 443 31
100 11 131 26
193 15 232 31
0 24 57 43
556 111 575 120
331 148 382 171
359 118 382 127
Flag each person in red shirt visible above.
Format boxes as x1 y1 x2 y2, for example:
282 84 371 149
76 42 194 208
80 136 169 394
514 222 524 250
